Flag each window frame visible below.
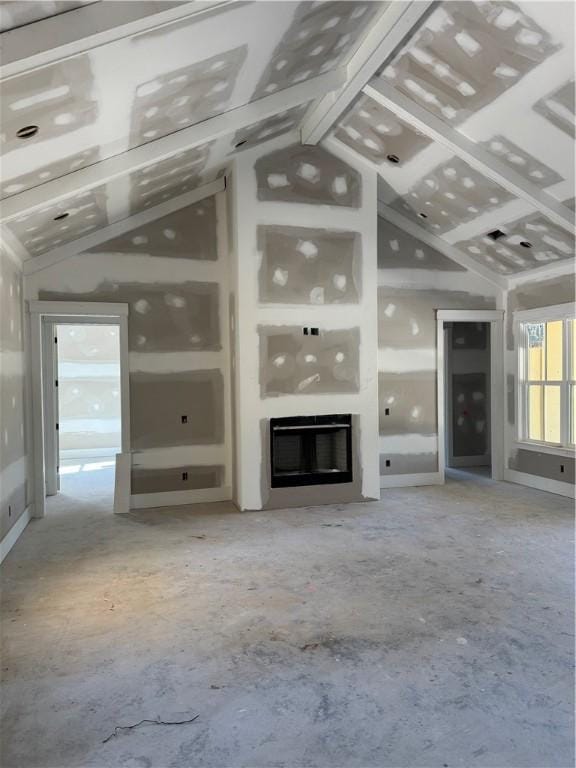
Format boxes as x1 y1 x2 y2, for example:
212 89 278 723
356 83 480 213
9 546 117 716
515 302 576 454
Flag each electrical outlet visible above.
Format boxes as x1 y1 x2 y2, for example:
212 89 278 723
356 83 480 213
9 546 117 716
303 327 309 335
181 415 188 424
560 464 565 473
385 459 391 467
385 408 390 416
311 327 319 336
182 471 188 481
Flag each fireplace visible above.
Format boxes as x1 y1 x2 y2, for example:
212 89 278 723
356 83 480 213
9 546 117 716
270 415 352 488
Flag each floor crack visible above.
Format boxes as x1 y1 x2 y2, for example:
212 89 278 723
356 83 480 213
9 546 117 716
102 715 199 743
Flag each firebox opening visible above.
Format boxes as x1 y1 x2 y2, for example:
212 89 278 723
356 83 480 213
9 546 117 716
270 415 353 488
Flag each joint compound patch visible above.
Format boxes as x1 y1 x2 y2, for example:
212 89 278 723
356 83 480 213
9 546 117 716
259 326 360 397
258 225 361 305
255 144 361 208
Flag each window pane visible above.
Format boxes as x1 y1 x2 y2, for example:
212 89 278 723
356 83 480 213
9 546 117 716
526 323 544 380
545 321 563 380
571 320 576 381
528 384 542 441
571 385 576 445
544 385 561 443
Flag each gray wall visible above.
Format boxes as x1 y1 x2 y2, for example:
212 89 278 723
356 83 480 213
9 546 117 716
25 196 232 499
377 217 500 476
506 275 575 484
0 249 28 540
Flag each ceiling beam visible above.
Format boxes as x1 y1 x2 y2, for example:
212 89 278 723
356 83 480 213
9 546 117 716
300 1 436 145
0 1 244 81
365 78 575 236
378 201 508 290
0 225 28 265
0 67 345 223
506 257 576 289
22 178 225 275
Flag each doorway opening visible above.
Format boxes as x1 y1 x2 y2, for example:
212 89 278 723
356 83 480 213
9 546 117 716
444 322 491 480
436 310 504 483
29 301 130 519
49 322 121 507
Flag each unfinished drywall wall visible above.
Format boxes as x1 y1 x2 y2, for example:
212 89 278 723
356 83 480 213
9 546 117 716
377 215 501 478
0 249 28 541
230 136 379 510
25 194 232 502
506 275 575 485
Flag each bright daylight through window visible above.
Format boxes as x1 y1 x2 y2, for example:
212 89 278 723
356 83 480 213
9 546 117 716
518 309 575 448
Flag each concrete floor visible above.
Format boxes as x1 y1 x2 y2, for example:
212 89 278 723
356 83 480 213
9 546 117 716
1 470 574 768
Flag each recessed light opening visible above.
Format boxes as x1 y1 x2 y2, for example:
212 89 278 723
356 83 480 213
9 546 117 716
53 212 69 221
16 125 39 139
487 229 506 241
418 212 428 219
520 240 532 248
234 140 247 148
387 154 400 164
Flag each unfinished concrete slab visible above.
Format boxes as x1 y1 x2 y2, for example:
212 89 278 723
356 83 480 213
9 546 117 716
1 473 573 767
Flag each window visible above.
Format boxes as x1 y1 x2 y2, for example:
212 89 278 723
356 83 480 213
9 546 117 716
517 305 575 449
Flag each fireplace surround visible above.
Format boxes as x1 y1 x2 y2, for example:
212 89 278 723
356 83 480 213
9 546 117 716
270 415 353 488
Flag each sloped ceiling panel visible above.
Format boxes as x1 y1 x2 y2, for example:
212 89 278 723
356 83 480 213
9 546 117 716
332 0 575 277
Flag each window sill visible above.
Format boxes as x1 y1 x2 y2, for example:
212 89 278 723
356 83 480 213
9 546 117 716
514 441 575 458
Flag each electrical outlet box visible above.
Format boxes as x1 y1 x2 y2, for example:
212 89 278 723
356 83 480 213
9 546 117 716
311 327 319 336
181 415 188 424
385 408 390 416
303 327 309 335
182 471 188 481
385 459 391 467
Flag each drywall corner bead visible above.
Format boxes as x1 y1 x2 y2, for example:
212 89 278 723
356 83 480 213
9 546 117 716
254 144 361 208
257 224 361 305
259 326 360 398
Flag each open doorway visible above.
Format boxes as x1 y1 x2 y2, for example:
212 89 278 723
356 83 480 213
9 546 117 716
49 322 122 506
436 309 504 483
29 301 130 519
444 322 491 479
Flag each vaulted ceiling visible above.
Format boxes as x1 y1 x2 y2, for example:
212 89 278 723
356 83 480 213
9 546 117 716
1 0 574 286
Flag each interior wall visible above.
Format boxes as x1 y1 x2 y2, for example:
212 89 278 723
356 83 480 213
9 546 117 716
231 138 380 510
506 275 575 485
445 322 491 467
25 195 233 501
57 324 121 456
377 217 502 477
0 248 28 540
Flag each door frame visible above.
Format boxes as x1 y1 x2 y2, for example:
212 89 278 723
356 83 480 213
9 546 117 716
28 301 130 518
436 309 504 482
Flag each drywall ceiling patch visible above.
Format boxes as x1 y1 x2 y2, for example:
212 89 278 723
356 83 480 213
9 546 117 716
257 224 361 304
456 211 576 274
0 55 98 155
232 104 310 150
388 155 515 234
251 1 382 100
334 92 433 165
0 147 100 199
378 1 561 126
86 198 218 260
533 80 576 139
129 46 247 149
480 135 563 189
6 185 109 257
129 141 213 214
255 144 361 207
